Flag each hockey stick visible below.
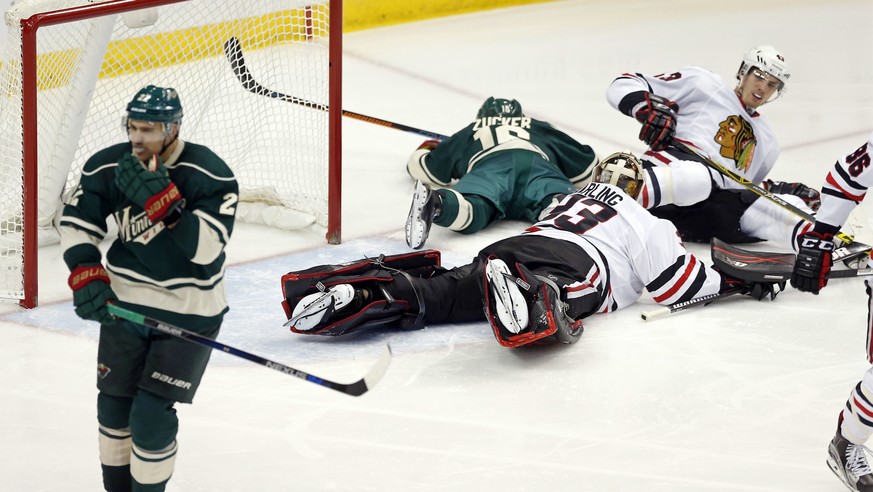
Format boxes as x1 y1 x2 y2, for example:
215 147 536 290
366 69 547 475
832 266 873 278
222 37 449 141
107 304 391 397
641 264 873 321
671 140 856 245
640 289 744 321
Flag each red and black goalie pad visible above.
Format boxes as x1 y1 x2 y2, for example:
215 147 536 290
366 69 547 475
281 250 441 335
289 275 413 336
483 259 583 348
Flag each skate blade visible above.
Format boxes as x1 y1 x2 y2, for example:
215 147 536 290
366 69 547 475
285 290 333 329
405 183 430 249
827 454 859 492
487 266 527 333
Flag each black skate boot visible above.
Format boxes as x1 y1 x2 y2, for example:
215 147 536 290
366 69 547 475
828 431 873 492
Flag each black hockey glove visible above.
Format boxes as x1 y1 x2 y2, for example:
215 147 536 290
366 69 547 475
791 232 834 294
718 270 786 301
115 153 182 222
763 179 822 211
68 264 118 325
634 93 679 152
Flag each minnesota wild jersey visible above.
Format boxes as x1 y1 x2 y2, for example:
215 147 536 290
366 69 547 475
409 116 598 187
60 140 238 329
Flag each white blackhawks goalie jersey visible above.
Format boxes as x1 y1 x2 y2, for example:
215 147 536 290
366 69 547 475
606 66 780 189
524 182 723 312
815 132 873 233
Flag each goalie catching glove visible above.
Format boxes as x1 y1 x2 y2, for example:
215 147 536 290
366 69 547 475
115 153 182 222
68 264 118 325
791 231 834 294
717 268 786 301
634 93 679 151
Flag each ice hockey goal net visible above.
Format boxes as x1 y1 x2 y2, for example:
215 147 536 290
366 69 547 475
0 0 342 307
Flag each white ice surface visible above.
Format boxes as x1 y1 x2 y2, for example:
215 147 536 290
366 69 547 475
3 0 873 490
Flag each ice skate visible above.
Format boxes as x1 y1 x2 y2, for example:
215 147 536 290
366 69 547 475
827 431 873 492
405 180 442 249
288 284 356 331
485 258 529 334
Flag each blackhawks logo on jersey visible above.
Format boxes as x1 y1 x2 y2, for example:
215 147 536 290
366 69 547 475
714 115 756 172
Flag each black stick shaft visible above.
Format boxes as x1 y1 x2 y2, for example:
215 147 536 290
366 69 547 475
107 304 390 396
672 140 854 244
222 37 448 141
640 289 743 321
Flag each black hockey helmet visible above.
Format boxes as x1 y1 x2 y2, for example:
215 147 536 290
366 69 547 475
477 97 524 119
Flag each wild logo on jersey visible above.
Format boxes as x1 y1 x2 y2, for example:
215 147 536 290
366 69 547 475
714 115 756 172
115 206 165 245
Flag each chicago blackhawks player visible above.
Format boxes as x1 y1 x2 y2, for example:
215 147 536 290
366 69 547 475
791 133 873 492
606 45 820 251
287 152 784 348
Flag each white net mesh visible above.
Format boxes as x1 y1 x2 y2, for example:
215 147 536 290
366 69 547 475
0 0 335 303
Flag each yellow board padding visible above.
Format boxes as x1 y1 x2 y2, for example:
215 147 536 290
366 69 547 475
31 7 328 90
100 10 329 79
26 0 552 88
344 0 555 32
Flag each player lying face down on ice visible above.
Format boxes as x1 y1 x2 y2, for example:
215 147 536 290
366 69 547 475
404 96 599 250
281 152 785 348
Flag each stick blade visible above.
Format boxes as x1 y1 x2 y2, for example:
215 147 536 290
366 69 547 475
340 344 392 397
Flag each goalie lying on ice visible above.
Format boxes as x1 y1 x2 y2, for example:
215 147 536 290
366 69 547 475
282 152 785 348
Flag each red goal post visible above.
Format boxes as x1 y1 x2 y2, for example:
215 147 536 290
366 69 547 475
1 0 342 308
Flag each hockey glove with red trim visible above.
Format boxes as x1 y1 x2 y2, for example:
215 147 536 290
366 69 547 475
763 179 821 211
115 153 182 222
417 139 441 151
69 264 118 325
791 232 834 294
634 93 679 151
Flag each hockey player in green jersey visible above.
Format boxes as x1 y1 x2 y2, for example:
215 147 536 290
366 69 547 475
60 85 238 492
405 97 598 249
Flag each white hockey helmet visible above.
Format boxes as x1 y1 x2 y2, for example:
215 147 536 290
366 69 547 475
593 152 644 199
736 45 790 100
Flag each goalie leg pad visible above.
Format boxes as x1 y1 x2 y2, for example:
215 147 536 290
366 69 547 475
288 281 415 336
483 257 583 348
281 249 441 319
534 274 584 345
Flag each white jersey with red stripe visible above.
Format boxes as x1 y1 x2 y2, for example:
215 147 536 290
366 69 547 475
524 182 723 312
606 66 780 190
816 133 873 232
